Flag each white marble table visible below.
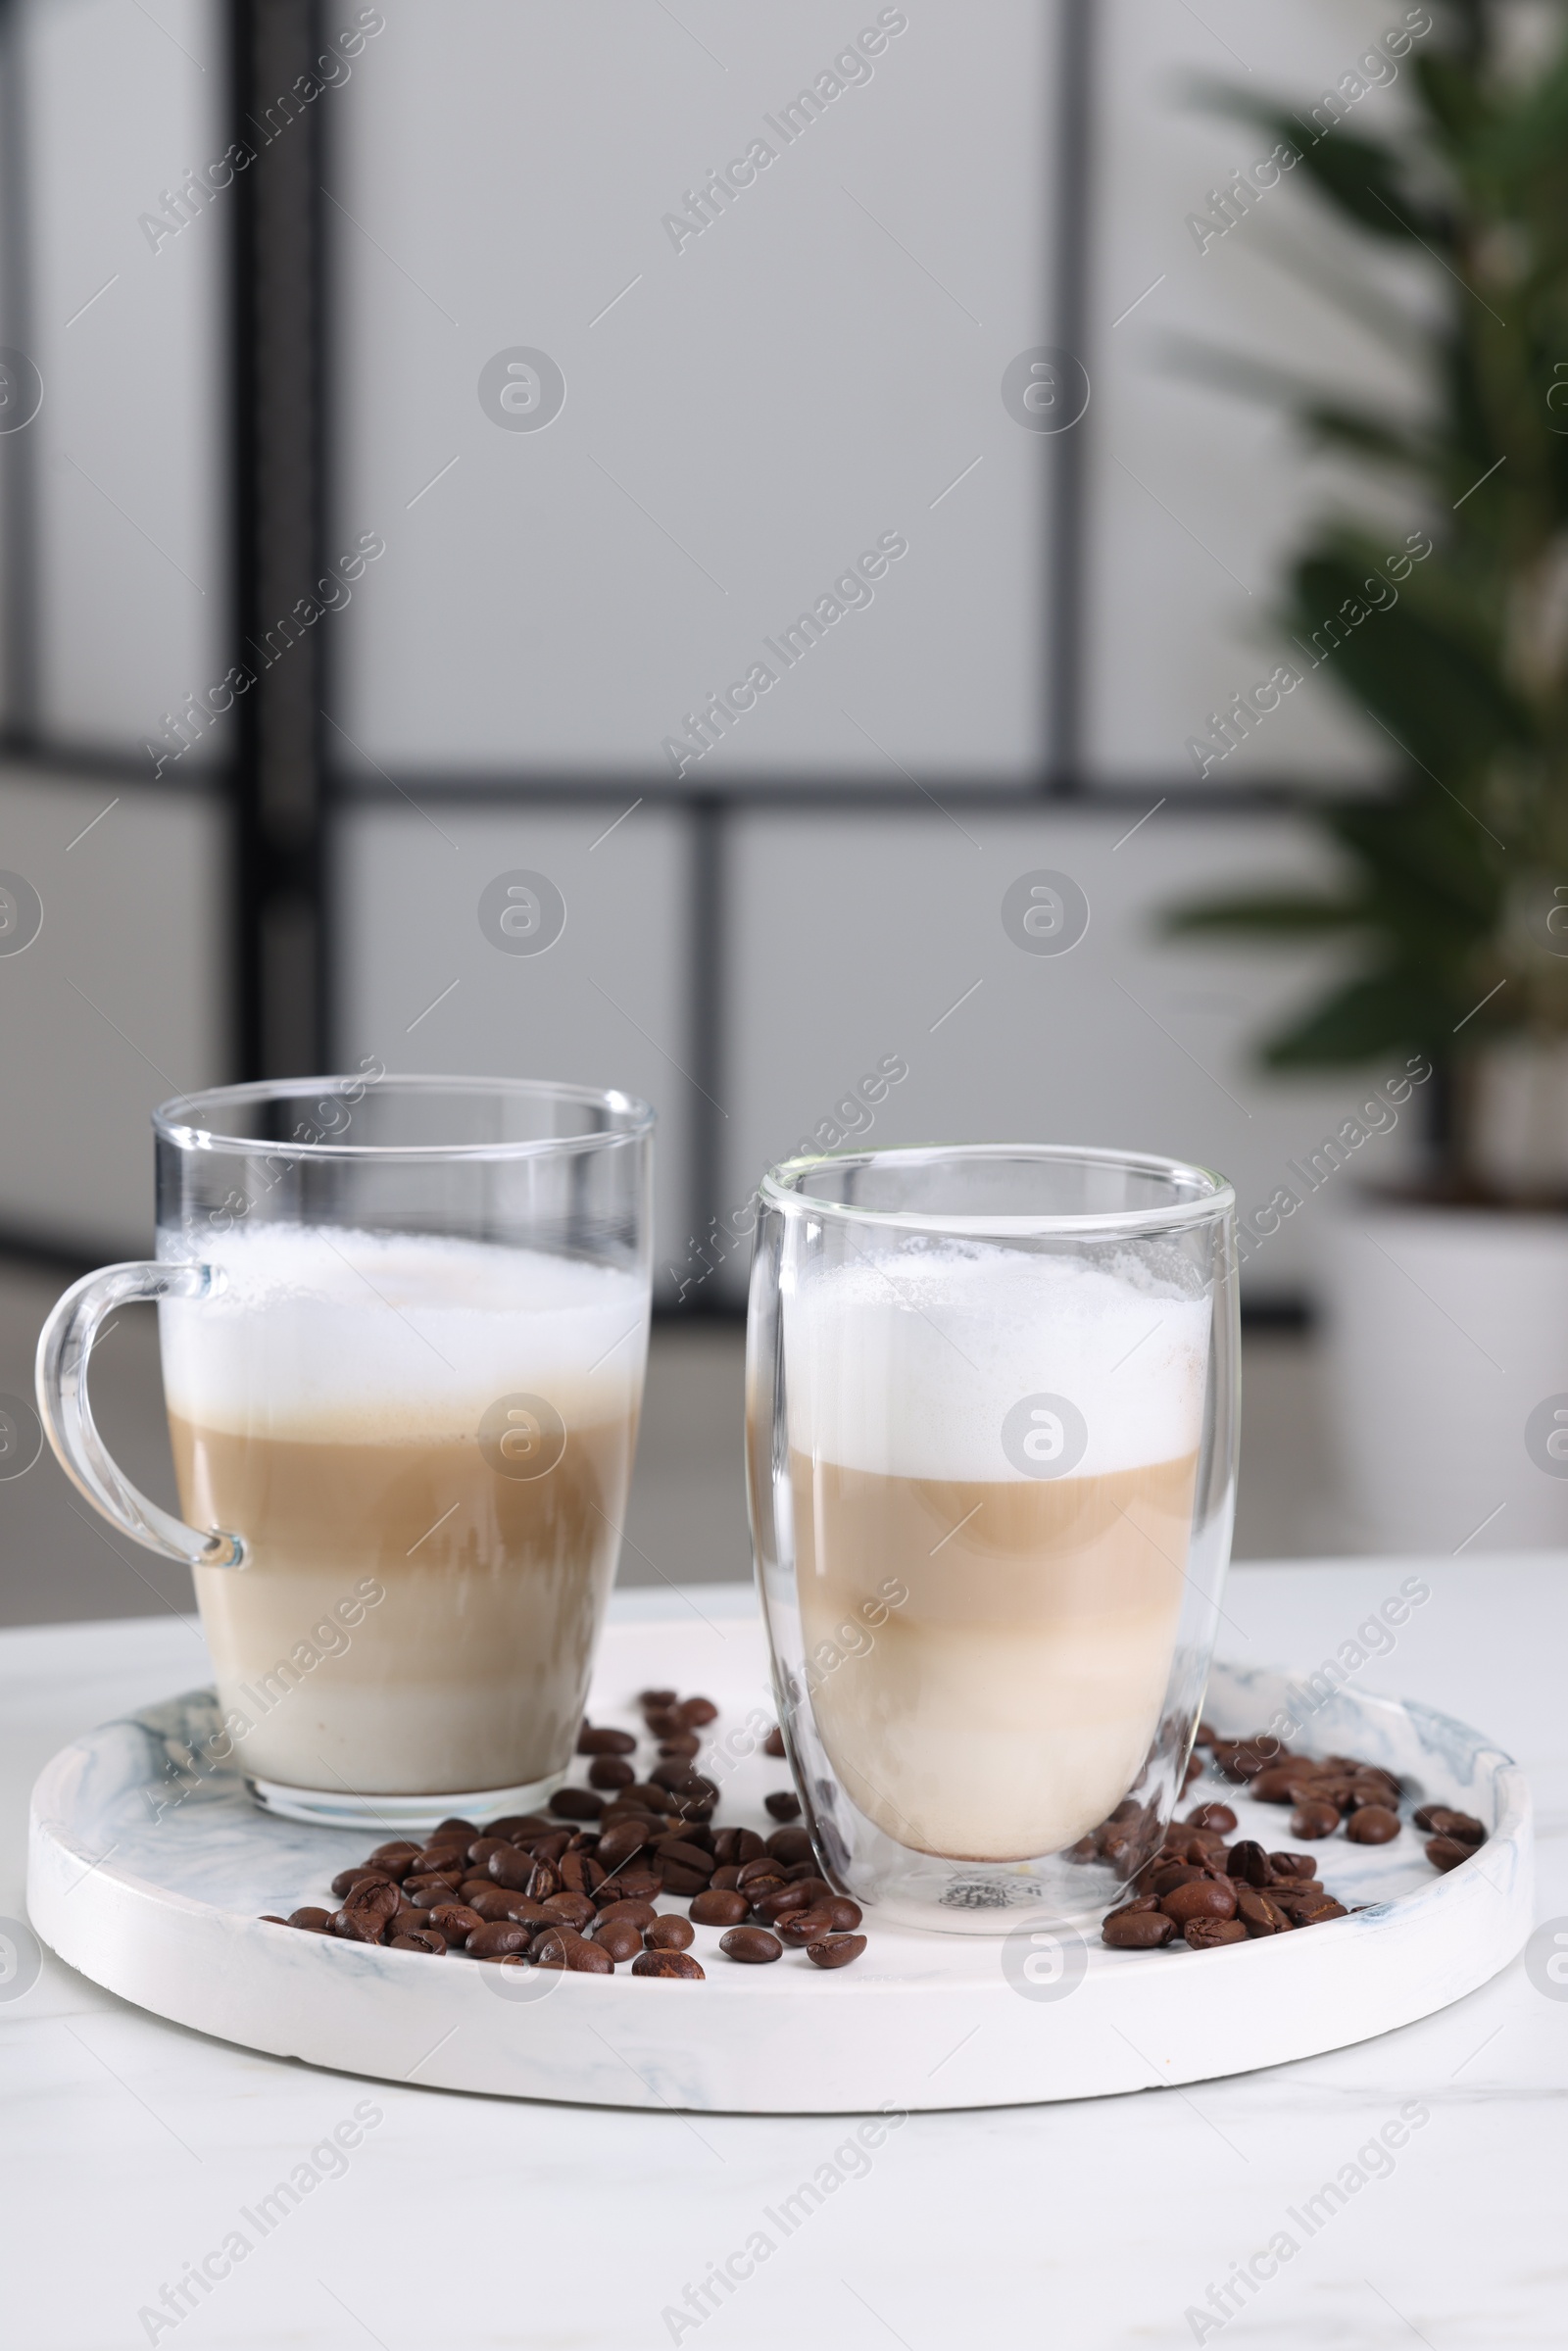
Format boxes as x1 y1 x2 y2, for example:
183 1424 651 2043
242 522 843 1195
3 1556 1564 2349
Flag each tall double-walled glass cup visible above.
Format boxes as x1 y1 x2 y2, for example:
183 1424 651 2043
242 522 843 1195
36 1075 653 1831
746 1145 1238 1932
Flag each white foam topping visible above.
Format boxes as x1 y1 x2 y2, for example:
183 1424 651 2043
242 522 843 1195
782 1241 1209 1481
157 1223 649 1441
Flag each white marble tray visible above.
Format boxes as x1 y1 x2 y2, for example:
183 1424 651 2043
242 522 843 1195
26 1602 1532 2113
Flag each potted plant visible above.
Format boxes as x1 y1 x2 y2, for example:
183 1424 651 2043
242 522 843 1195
1167 0 1568 1549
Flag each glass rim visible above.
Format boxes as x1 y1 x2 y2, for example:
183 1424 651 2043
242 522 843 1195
152 1074 655 1161
759 1142 1235 1239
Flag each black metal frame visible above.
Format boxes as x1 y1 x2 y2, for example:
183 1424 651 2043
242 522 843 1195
0 0 1321 1298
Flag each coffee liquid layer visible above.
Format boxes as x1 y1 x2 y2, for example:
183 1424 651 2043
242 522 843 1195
792 1449 1198 1860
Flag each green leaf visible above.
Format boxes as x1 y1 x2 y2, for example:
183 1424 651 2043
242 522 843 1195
1259 972 1444 1067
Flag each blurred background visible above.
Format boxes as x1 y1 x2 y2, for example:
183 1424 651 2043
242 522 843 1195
3 0 1565 1625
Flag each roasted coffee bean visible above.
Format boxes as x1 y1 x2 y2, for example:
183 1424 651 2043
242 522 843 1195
1426 1834 1472 1873
639 1687 677 1708
500 1895 555 1928
763 1726 786 1758
331 1866 395 1899
657 1733 701 1760
1285 1895 1348 1926
559 1851 607 1898
597 1897 658 1929
577 1725 638 1756
1289 1799 1342 1840
1237 1887 1293 1936
710 1865 743 1891
591 1918 642 1963
656 1838 714 1879
489 1845 548 1894
775 1908 837 1947
660 1866 710 1897
1269 1888 1341 1923
605 1866 663 1904
1346 1805 1400 1844
529 1928 579 1967
467 1920 531 1959
738 1854 786 1889
1160 1879 1239 1926
459 1879 497 1905
1268 1851 1317 1879
1183 1755 1203 1789
466 1887 523 1923
542 1891 597 1930
1151 1863 1209 1898
764 1790 802 1822
651 1760 718 1798
330 1905 386 1943
1415 1806 1485 1845
645 1915 696 1952
1184 1802 1237 1834
489 1814 554 1840
678 1695 719 1727
1195 1720 1217 1746
819 1897 861 1932
403 1874 463 1906
624 1783 677 1814
644 1707 683 1738
1225 1841 1275 1887
806 1935 865 1969
286 1906 334 1933
563 1937 614 1973
466 1837 512 1868
390 1929 446 1955
1102 1907 1177 1949
631 1949 705 1979
341 1878 401 1927
754 1886 814 1927
764 1827 814 1865
427 1902 484 1943
690 1888 750 1928
1209 1739 1274 1783
720 1926 782 1965
369 1837 420 1862
588 1756 636 1791
714 1829 767 1868
1184 1918 1248 1950
550 1787 605 1821
596 1822 657 1870
433 1816 479 1839
1248 1768 1305 1806
409 1844 468 1877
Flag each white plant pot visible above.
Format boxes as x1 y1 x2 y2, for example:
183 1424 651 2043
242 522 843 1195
1319 1193 1568 1552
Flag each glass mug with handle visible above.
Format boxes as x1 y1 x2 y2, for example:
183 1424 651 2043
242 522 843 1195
746 1144 1238 1931
36 1074 653 1831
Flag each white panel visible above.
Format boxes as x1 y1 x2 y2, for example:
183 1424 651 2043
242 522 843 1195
721 805 1424 1303
1086 0 1434 786
333 799 693 1286
333 0 1054 782
27 0 223 754
0 764 227 1247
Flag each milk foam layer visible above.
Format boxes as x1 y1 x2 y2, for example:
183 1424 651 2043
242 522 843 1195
783 1242 1209 1482
159 1224 648 1442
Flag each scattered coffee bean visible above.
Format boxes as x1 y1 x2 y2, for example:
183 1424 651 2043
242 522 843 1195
645 1915 696 1952
389 1929 446 1954
542 1892 597 1930
720 1926 783 1964
679 1696 719 1727
764 1791 802 1822
1236 1887 1293 1936
467 1921 530 1958
549 1787 605 1821
763 1726 786 1757
286 1907 334 1933
1425 1835 1472 1873
577 1725 637 1755
596 1898 658 1929
806 1935 865 1969
427 1903 484 1944
1289 1799 1342 1840
658 1732 702 1759
331 1866 393 1899
1185 1802 1237 1833
753 1886 815 1928
594 1919 644 1963
1102 1907 1177 1949
1224 1841 1274 1887
1268 1852 1317 1880
639 1687 677 1708
1346 1805 1401 1845
712 1829 766 1867
1415 1806 1485 1845
775 1909 837 1947
1184 1918 1248 1950
738 1855 786 1890
624 1782 677 1814
589 1756 636 1791
631 1949 705 1979
1152 1863 1210 1898
1248 1768 1305 1805
1161 1879 1239 1926
765 1827 814 1866
691 1888 750 1928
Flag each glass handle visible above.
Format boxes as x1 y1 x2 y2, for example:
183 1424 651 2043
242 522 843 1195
34 1262 245 1571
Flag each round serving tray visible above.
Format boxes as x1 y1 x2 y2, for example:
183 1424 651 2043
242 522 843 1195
27 1592 1532 2114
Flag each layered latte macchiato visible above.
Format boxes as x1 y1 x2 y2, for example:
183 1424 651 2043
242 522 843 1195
782 1245 1209 1860
160 1226 646 1795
